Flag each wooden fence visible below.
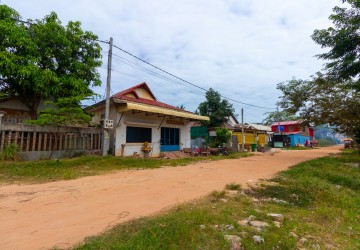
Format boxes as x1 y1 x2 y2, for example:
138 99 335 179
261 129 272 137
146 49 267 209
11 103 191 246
0 124 102 153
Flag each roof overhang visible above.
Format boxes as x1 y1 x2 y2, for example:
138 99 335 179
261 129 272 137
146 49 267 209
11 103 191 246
113 99 209 121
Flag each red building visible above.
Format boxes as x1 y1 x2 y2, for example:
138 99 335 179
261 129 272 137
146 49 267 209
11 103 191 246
271 121 315 147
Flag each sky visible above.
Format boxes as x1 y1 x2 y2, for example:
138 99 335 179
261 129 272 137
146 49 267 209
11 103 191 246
3 0 341 123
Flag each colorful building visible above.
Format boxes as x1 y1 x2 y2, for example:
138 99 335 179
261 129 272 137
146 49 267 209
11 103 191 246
89 82 209 157
271 121 314 147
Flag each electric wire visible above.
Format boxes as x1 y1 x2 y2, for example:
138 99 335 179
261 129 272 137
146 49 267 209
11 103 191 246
111 53 205 95
111 44 276 110
9 18 276 111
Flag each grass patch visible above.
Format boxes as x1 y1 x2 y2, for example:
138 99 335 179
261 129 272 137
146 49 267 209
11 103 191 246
225 182 242 190
282 146 314 150
74 150 360 250
0 152 249 184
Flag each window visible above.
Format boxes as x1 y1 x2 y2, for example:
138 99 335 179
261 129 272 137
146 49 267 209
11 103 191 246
126 126 152 143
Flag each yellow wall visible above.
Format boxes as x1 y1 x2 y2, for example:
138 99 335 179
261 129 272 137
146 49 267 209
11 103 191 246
233 131 256 144
233 131 267 145
258 134 266 145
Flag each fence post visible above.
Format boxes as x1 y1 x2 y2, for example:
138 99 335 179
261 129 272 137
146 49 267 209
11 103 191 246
0 130 4 151
8 131 12 146
32 132 37 151
38 133 42 151
26 132 30 151
20 131 24 151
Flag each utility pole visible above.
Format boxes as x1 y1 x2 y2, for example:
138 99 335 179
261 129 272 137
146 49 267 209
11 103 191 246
241 108 245 152
277 106 281 134
102 37 113 156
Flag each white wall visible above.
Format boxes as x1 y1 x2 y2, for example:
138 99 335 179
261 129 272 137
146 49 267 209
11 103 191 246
114 111 192 157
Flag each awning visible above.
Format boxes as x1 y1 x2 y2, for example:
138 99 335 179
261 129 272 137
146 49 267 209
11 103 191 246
113 99 209 121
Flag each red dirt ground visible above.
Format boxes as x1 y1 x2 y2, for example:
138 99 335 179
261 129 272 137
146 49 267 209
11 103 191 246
0 145 341 250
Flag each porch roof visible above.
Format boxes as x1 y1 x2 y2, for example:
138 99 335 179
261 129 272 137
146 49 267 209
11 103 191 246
113 99 209 121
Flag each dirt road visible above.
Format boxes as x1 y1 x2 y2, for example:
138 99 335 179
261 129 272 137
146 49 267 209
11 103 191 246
0 146 341 250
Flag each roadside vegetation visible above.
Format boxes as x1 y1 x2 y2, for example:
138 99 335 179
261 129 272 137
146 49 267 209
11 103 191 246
0 152 249 184
74 150 360 250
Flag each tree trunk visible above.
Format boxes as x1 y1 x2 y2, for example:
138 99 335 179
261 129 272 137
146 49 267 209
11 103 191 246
29 108 38 120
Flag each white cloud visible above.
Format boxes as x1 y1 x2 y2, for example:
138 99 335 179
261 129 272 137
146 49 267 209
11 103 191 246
3 0 340 122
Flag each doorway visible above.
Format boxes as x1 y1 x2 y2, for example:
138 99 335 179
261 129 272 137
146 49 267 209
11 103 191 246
160 127 180 151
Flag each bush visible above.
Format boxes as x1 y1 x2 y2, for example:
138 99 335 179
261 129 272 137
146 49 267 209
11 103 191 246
210 127 231 147
0 144 21 161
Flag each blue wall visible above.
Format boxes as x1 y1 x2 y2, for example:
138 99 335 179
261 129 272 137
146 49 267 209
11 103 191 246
288 134 311 147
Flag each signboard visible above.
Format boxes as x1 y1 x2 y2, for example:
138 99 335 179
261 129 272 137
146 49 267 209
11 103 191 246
104 119 114 129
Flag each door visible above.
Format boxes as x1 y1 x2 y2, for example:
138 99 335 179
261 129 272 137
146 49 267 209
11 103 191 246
160 127 180 151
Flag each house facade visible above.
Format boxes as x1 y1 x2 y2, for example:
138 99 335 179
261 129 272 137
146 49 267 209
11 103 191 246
233 123 271 148
0 97 32 124
271 121 314 147
89 83 209 157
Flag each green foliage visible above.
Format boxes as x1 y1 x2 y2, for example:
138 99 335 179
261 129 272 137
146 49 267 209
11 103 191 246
0 5 102 120
75 151 360 249
262 110 298 126
225 182 241 190
0 152 250 184
27 96 93 127
210 190 226 199
0 143 21 161
311 0 360 91
210 127 231 147
197 88 234 127
277 73 360 138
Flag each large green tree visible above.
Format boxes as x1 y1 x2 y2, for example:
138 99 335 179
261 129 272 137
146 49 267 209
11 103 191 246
0 5 102 120
312 0 360 91
262 110 298 126
197 88 234 127
277 74 360 142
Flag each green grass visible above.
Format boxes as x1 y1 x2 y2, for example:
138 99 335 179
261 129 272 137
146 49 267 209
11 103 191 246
0 152 249 184
74 149 360 250
282 146 314 150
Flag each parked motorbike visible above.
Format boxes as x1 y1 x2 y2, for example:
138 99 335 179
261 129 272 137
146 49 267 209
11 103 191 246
218 145 228 156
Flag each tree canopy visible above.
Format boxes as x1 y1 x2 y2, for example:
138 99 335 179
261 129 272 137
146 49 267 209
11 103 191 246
262 110 298 126
277 74 360 142
197 88 234 127
312 0 360 91
0 5 102 120
276 0 360 144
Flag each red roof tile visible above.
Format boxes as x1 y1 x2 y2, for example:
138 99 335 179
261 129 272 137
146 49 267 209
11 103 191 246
111 82 194 114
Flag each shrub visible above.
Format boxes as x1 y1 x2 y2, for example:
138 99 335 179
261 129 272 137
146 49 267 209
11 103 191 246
0 144 21 161
225 183 241 190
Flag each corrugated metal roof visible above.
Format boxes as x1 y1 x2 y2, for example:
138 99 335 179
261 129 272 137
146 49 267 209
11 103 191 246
248 123 271 132
270 121 301 126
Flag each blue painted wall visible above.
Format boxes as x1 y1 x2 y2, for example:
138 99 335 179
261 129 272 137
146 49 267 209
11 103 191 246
288 134 311 147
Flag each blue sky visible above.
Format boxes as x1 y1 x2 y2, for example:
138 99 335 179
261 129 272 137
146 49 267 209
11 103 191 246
3 0 340 123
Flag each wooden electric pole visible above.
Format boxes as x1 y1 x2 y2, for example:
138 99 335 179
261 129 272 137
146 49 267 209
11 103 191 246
241 108 245 152
277 106 281 133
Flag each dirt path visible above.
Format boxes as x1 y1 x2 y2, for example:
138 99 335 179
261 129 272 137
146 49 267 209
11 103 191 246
0 146 341 250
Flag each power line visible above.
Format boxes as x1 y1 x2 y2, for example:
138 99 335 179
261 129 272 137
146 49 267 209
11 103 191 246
244 109 263 122
111 53 205 95
6 17 275 110
111 44 275 110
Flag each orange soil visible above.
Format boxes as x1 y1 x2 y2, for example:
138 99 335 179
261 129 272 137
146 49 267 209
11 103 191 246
0 145 341 250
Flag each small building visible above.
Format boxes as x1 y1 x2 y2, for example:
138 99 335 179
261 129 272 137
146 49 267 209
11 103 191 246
89 82 209 157
0 96 32 124
271 121 314 147
233 123 271 149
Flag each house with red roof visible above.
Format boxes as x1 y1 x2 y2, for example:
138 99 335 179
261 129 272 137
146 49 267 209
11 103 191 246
88 82 209 157
271 121 314 147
